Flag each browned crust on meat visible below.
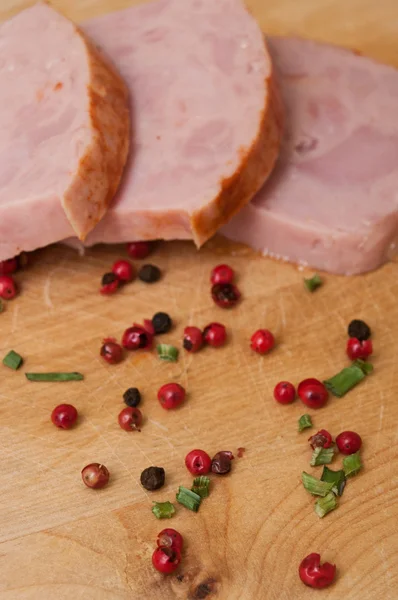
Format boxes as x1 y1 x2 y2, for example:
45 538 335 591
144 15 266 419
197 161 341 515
191 66 284 247
62 28 130 240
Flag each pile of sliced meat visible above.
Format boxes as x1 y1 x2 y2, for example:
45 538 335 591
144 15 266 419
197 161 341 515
1 0 397 274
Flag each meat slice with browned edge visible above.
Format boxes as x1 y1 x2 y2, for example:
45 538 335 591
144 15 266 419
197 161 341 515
222 38 398 275
83 0 283 247
0 3 129 261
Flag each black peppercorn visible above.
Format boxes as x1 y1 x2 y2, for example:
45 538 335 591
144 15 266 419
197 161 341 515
348 319 371 341
152 312 173 334
138 264 161 283
123 387 141 407
211 451 234 475
101 272 118 285
140 466 165 491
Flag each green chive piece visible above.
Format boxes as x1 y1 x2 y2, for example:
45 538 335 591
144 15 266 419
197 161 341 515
324 361 373 397
191 476 210 498
176 486 201 512
315 492 338 518
157 344 179 362
0 299 3 313
151 501 175 519
310 446 335 467
25 372 84 382
298 414 313 432
304 274 323 292
301 472 335 497
343 451 362 477
321 466 346 496
3 350 23 370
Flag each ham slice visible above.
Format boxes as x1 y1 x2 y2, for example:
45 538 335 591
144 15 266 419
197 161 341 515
83 0 283 247
222 38 398 275
0 3 129 261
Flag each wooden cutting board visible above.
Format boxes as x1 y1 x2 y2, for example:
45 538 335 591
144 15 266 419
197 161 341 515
1 2 397 599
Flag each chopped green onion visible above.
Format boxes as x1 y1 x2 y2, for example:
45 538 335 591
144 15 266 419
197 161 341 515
25 372 84 382
176 486 201 512
157 344 179 362
321 466 346 496
315 492 338 518
191 476 210 498
301 472 335 497
343 451 362 477
298 414 313 432
310 446 335 466
3 350 23 370
304 274 323 292
324 361 373 397
151 501 176 519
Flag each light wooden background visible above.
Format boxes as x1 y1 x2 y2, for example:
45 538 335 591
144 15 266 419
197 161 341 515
1 1 398 599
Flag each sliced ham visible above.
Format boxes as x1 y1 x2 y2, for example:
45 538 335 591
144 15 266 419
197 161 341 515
83 0 283 247
222 37 398 275
0 3 129 261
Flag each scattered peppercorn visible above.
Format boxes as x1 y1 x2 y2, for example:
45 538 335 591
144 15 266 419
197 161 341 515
51 403 78 429
138 264 161 283
157 383 186 410
299 553 336 589
346 337 373 361
100 339 123 364
152 312 172 334
140 466 165 491
0 275 17 300
118 407 143 431
185 449 212 475
298 378 328 409
211 451 234 475
100 272 120 295
251 329 275 355
0 258 18 276
308 429 333 449
123 387 141 407
210 264 235 285
273 381 296 404
152 546 181 574
111 259 135 283
127 241 152 260
336 431 362 455
183 326 203 352
203 322 227 347
122 325 153 350
81 463 110 489
157 528 183 552
211 283 241 308
348 319 371 341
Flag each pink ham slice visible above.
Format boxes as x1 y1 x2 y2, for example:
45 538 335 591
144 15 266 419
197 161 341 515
222 37 398 275
83 0 283 247
0 3 129 261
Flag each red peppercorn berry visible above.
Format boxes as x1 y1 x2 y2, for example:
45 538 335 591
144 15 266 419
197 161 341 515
308 429 333 449
126 241 152 260
273 381 296 404
336 431 362 455
298 378 328 409
211 283 241 308
157 529 183 552
183 326 203 353
299 553 336 589
111 259 135 283
210 264 235 285
100 339 123 364
122 325 153 350
118 407 143 431
0 275 17 300
100 272 120 295
251 329 275 355
157 383 186 410
185 449 212 476
152 546 181 574
203 322 227 347
51 404 78 429
81 463 110 489
0 258 18 276
346 337 373 361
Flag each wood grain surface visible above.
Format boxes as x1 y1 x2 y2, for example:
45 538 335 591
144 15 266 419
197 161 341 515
1 1 398 599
